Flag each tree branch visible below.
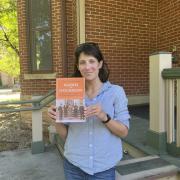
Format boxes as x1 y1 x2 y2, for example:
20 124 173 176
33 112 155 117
1 26 19 56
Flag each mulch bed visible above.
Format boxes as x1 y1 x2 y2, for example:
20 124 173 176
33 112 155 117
0 105 50 152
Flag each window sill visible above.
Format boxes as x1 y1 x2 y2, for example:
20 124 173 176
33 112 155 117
24 73 57 80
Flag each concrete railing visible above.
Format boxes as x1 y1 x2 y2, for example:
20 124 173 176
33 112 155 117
0 89 55 154
148 52 180 156
162 68 180 147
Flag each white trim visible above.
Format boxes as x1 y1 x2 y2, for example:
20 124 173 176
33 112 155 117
24 73 56 80
117 155 159 166
149 53 172 133
127 95 149 105
76 0 85 44
116 165 178 180
176 79 180 147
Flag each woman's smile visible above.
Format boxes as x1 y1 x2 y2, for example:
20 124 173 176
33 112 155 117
78 53 102 81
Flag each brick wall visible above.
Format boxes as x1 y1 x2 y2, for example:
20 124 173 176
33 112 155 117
85 0 157 95
157 0 180 67
17 0 180 96
66 0 77 76
17 0 64 95
17 0 28 95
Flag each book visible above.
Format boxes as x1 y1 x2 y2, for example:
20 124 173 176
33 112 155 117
56 77 86 123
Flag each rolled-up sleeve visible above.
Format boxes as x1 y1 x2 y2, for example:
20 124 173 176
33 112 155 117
113 86 130 128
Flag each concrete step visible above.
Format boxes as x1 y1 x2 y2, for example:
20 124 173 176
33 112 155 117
54 134 180 179
116 155 179 180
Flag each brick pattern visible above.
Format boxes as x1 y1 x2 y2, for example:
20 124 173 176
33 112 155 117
17 0 28 95
18 0 180 96
17 0 64 95
85 0 157 95
66 0 77 76
157 0 180 67
51 0 63 78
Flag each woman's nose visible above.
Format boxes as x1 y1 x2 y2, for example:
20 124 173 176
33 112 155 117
84 63 91 69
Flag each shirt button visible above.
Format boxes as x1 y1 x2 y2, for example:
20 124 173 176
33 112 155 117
89 144 92 147
89 156 93 160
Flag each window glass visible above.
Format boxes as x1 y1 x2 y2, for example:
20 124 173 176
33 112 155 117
32 30 52 71
28 0 52 72
31 0 50 28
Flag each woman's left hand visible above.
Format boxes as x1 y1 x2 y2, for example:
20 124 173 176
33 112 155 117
84 104 107 122
85 104 128 137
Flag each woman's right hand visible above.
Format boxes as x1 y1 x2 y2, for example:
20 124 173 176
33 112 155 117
48 105 57 120
47 105 68 141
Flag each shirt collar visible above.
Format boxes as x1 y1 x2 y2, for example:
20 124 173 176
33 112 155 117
97 81 112 96
85 81 112 101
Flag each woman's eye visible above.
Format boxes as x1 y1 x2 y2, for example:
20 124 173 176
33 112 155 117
89 60 95 64
79 61 85 65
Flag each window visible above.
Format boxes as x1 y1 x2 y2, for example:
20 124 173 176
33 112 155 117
27 0 52 72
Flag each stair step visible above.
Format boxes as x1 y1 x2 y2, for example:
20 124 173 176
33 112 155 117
117 155 159 166
116 155 179 180
54 135 179 179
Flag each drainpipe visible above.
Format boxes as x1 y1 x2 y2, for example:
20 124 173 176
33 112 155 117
61 0 68 77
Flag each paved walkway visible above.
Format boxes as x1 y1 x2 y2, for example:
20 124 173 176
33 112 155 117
0 146 65 180
0 89 20 102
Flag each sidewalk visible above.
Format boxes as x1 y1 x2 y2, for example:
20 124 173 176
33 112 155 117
0 88 20 102
0 146 65 180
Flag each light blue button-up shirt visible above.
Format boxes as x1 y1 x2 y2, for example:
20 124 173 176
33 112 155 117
64 81 130 175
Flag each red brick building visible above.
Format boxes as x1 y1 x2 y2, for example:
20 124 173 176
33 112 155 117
17 0 180 104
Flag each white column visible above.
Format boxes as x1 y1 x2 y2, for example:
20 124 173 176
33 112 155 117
76 0 85 44
32 109 43 142
176 79 180 147
149 52 172 133
165 79 175 143
31 96 44 154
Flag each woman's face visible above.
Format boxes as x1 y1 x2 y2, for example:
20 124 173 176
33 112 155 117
78 52 102 82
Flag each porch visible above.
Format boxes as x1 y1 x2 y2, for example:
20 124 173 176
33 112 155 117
0 52 180 179
0 106 179 180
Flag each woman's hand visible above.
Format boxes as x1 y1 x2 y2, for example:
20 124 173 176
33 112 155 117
48 105 57 120
85 104 128 138
84 104 107 122
47 105 68 141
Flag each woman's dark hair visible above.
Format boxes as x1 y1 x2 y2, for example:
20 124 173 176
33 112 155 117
73 42 109 82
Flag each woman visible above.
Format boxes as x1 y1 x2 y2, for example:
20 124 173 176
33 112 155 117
48 42 130 180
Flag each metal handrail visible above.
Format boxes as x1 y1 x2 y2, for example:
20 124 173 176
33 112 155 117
162 67 180 79
0 89 55 113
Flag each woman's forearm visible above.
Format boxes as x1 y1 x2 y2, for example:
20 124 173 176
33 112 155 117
105 119 128 138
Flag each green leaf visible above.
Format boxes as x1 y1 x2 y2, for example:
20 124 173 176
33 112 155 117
0 0 19 77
